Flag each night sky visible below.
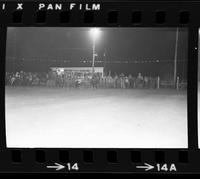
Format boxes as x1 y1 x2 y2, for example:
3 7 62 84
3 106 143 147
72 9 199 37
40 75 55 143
6 27 188 77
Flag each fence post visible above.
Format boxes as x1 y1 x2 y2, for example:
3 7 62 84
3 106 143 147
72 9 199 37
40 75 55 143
176 76 179 90
157 76 160 89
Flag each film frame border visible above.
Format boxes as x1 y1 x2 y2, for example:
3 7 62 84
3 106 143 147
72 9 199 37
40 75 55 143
0 0 198 173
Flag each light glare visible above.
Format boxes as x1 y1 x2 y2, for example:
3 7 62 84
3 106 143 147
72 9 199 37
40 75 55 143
90 28 101 40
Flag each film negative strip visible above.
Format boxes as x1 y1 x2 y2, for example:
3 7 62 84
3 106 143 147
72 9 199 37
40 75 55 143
0 0 200 174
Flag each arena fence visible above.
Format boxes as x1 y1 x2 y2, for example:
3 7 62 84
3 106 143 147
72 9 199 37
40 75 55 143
5 72 187 90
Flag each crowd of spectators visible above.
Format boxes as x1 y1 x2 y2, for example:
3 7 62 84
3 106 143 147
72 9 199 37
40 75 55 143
5 70 160 89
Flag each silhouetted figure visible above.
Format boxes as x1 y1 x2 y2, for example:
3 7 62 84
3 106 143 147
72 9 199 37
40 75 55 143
91 74 98 89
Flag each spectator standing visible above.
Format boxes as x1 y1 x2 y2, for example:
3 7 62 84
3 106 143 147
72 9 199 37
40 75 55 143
120 73 125 89
125 76 129 88
128 74 134 88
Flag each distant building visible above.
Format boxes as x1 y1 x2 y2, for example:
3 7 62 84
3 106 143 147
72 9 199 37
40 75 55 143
50 67 104 77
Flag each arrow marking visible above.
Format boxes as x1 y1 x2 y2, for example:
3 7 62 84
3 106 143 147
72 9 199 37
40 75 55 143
136 163 154 171
47 163 65 171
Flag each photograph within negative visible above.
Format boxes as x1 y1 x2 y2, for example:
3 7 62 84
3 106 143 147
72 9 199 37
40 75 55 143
5 27 188 148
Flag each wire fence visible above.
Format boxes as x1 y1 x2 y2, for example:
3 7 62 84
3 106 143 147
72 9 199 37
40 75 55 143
5 71 187 90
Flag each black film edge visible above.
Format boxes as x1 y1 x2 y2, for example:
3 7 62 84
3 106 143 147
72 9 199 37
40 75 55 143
0 0 199 174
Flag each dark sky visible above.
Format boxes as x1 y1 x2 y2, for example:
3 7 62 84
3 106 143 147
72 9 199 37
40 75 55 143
6 27 188 61
6 27 188 77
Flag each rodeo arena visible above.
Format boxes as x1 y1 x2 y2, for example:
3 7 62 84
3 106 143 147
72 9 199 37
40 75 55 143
5 27 188 148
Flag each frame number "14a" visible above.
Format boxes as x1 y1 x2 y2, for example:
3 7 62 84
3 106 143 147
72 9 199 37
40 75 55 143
156 163 177 172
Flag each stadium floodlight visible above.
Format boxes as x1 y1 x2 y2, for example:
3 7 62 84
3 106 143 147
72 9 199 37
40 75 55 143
89 28 101 76
90 28 101 41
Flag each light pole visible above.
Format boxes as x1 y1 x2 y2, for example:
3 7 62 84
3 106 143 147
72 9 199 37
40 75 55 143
92 35 95 75
90 28 101 76
174 27 179 84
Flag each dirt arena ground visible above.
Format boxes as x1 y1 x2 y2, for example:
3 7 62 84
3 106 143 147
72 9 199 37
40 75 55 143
5 86 188 148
